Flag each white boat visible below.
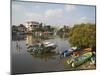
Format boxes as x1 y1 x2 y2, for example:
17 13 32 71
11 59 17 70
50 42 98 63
43 42 56 48
27 41 57 52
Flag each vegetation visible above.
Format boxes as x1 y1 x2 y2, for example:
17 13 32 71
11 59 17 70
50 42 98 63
68 23 96 49
57 25 70 38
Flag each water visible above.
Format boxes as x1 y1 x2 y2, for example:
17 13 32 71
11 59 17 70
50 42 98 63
11 34 91 74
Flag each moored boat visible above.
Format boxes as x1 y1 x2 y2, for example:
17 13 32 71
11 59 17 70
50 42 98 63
71 52 93 67
27 41 57 54
60 47 79 57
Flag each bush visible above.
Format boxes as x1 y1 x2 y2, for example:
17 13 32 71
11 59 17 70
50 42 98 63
68 23 96 49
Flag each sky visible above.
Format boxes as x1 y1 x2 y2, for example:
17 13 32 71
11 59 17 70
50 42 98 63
12 1 96 26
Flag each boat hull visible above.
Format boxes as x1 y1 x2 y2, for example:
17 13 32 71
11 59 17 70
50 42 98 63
71 52 93 67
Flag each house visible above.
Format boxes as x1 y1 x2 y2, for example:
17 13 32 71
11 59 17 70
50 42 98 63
25 21 40 32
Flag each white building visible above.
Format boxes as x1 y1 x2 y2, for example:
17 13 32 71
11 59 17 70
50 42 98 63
25 21 40 32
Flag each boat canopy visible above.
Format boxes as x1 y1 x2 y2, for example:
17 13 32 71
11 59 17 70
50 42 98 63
45 43 55 47
43 42 50 45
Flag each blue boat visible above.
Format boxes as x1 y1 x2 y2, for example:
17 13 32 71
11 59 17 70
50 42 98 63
60 47 79 57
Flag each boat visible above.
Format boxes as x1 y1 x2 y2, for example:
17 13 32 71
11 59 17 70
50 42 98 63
90 57 96 65
60 50 72 57
60 47 79 57
71 52 93 67
43 42 56 50
27 42 57 54
42 42 50 45
90 51 96 65
44 42 56 48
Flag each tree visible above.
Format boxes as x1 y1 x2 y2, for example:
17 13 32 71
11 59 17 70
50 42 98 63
57 25 70 38
68 23 96 49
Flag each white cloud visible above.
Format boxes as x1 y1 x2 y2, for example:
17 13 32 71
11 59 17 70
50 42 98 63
65 5 76 12
12 3 23 11
45 9 63 18
25 12 42 18
79 16 87 21
76 16 93 24
25 12 44 22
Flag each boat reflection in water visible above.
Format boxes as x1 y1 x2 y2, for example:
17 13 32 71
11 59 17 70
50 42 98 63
25 34 58 62
27 51 57 62
12 34 95 74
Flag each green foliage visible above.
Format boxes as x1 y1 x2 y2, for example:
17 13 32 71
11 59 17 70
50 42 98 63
57 25 70 38
68 23 96 49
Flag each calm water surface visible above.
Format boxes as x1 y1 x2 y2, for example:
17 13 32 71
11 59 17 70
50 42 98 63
11 34 78 74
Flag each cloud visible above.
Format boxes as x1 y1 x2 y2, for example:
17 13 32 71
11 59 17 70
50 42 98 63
12 3 23 11
65 5 76 12
25 12 44 22
76 16 94 24
45 9 63 18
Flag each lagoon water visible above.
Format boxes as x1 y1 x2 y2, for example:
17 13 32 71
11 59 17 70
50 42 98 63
11 34 79 74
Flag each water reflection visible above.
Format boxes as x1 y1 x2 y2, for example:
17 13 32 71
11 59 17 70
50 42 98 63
12 34 26 41
15 40 23 54
16 40 20 53
27 51 57 62
25 34 58 61
12 34 72 73
13 34 70 54
25 34 46 46
26 34 33 45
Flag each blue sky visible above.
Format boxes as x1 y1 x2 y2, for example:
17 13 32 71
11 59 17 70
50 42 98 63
12 1 96 26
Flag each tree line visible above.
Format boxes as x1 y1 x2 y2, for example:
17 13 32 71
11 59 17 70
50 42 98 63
68 23 96 49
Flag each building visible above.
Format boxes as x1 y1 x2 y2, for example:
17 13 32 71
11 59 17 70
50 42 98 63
25 21 40 32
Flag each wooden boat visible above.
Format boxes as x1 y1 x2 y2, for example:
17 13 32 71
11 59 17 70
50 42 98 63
83 48 92 52
71 52 92 67
60 47 79 57
27 42 57 54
